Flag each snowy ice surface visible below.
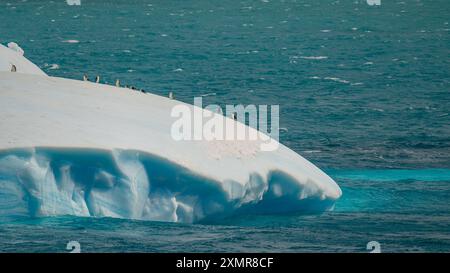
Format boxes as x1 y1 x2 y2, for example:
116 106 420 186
0 51 341 223
0 43 47 76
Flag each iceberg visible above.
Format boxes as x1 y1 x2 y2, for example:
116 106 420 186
0 46 341 223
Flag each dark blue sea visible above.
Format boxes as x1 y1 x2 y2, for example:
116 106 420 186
0 0 449 252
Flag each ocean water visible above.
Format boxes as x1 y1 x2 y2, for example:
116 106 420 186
0 0 449 252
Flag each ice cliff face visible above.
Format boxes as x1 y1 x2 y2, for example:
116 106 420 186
0 148 338 223
0 49 341 223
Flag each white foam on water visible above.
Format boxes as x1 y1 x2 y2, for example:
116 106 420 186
62 40 80 44
300 56 328 60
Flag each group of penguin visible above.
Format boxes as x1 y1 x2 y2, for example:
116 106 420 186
81 74 238 120
81 75 241 120
9 67 235 120
82 74 174 99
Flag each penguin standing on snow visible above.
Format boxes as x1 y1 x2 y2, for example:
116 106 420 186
168 91 174 99
95 75 100 83
83 74 88 81
115 79 120 87
11 64 17 72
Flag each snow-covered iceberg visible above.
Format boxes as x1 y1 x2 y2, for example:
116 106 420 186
0 48 341 223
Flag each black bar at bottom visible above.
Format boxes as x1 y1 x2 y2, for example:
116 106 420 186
0 253 446 272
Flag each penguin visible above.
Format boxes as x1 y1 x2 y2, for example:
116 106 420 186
11 64 17 72
115 79 120 87
169 91 174 99
232 112 237 121
95 75 100 83
83 74 88 81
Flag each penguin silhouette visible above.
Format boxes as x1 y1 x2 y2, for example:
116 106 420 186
11 64 17 72
95 75 100 83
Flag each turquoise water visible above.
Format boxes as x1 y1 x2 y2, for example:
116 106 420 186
0 0 449 252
